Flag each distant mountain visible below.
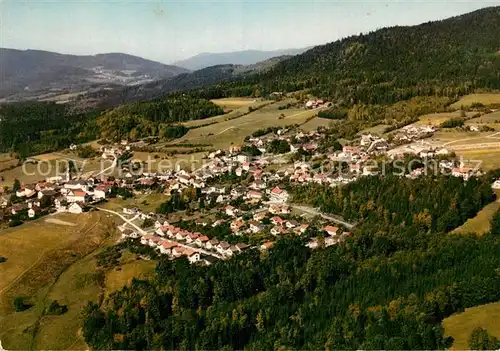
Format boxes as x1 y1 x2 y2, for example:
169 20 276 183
69 55 293 111
173 48 309 70
0 48 189 99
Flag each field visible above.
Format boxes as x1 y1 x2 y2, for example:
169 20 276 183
413 111 476 126
0 152 104 187
450 93 500 109
132 151 207 172
0 211 157 350
359 124 391 135
466 110 500 125
210 97 260 111
443 301 500 350
452 200 500 235
170 101 323 149
102 192 169 213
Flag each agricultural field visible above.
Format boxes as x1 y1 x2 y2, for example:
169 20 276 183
450 93 500 109
443 301 500 350
359 124 391 135
452 200 500 235
300 116 334 132
169 102 324 149
0 211 157 350
413 111 477 126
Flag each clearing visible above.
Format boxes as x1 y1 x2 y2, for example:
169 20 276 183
102 192 169 214
210 97 259 111
452 200 500 235
450 94 500 109
169 101 324 149
443 301 500 350
413 111 477 126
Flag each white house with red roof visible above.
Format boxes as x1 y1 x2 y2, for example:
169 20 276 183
324 225 339 236
66 189 89 203
270 187 289 203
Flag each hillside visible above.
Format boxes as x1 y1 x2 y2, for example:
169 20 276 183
195 7 500 104
0 48 189 100
172 48 309 70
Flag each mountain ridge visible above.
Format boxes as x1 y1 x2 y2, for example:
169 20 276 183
172 47 310 70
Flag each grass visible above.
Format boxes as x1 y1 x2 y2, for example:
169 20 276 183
0 154 104 187
169 102 322 149
358 124 391 135
0 212 117 350
452 200 500 235
132 151 207 172
466 110 500 124
105 259 156 297
210 97 260 110
300 117 334 132
451 94 500 109
103 192 169 213
455 148 500 170
413 111 476 126
443 301 500 350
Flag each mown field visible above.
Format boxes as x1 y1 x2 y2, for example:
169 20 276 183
443 301 500 350
0 211 157 350
450 93 500 109
210 97 259 111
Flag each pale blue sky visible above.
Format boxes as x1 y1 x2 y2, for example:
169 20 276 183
1 0 498 64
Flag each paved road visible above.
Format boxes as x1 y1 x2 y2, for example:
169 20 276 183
289 204 356 229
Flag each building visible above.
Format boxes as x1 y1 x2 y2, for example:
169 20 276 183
270 187 289 203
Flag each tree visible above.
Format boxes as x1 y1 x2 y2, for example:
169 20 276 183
468 327 499 350
490 210 500 235
13 296 29 312
12 179 21 193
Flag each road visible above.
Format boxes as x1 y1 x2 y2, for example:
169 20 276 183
95 207 222 259
289 204 356 229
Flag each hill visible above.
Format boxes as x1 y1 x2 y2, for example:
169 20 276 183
173 47 309 70
0 48 189 100
195 7 500 104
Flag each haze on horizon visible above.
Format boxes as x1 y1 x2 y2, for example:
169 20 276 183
1 0 498 65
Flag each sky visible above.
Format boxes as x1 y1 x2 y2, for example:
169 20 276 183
1 0 499 64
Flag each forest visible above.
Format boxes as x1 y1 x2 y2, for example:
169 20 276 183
82 169 500 350
97 95 224 141
0 102 100 158
188 7 500 107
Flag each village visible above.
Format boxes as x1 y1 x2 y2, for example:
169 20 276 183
0 120 493 266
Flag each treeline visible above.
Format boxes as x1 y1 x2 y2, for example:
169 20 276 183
0 102 99 158
98 95 224 141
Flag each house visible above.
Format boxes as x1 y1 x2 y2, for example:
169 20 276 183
271 216 286 226
28 207 42 218
141 235 155 246
253 211 267 221
231 219 244 232
231 186 246 198
285 220 299 229
225 205 239 217
452 167 474 181
64 180 89 191
248 220 263 233
492 180 500 190
342 146 361 158
68 202 85 214
271 226 287 236
172 246 185 258
94 184 112 200
216 241 230 255
324 225 339 236
195 235 209 247
11 203 28 215
212 219 226 227
16 185 36 198
270 187 289 203
260 241 274 250
186 232 200 244
159 241 178 255
37 189 57 200
247 190 263 200
268 204 290 215
235 243 250 252
296 224 309 235
206 239 219 250
184 249 201 264
66 189 89 203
